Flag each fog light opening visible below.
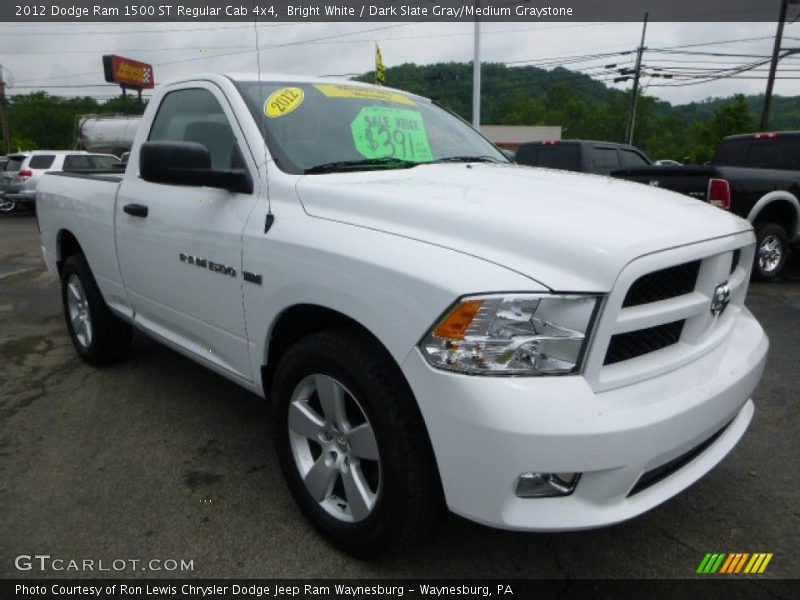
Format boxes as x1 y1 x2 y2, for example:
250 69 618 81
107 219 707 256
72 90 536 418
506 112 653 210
515 472 580 498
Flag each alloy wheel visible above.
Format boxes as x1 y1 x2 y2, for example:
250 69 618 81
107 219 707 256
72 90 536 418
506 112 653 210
287 374 381 523
66 274 93 348
758 234 783 275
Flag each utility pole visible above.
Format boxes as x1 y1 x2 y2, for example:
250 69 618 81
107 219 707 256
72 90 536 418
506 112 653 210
761 0 790 130
472 11 481 130
0 67 10 154
625 13 648 145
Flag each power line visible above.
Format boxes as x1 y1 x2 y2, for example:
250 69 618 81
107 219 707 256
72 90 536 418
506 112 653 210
649 36 777 51
647 49 774 58
12 22 415 85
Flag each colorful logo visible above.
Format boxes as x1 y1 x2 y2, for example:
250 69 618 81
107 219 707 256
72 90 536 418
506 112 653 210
696 553 773 574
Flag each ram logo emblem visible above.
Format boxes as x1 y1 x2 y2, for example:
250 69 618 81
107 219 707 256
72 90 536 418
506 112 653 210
710 281 731 317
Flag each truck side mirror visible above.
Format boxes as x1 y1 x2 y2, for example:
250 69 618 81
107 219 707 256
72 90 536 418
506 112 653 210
139 141 253 194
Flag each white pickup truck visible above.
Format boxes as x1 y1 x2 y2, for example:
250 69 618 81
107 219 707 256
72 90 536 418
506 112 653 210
37 73 768 556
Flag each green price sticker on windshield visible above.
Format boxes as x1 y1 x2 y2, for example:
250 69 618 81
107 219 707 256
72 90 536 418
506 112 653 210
351 107 433 162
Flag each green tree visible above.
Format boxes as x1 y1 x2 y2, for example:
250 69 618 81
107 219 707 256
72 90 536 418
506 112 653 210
0 92 149 152
3 92 98 151
688 95 756 163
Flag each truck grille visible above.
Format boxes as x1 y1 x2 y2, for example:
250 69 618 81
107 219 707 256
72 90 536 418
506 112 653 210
604 320 685 365
586 237 754 391
622 260 701 307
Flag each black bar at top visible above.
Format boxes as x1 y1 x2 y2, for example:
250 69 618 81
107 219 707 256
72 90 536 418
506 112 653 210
0 0 786 23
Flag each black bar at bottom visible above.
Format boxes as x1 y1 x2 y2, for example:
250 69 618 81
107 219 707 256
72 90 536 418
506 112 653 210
2 579 799 600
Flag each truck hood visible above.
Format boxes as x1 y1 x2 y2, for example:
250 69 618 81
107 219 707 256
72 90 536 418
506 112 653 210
295 163 751 291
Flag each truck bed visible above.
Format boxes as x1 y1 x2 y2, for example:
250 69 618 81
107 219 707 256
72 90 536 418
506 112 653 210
37 171 125 310
611 165 719 202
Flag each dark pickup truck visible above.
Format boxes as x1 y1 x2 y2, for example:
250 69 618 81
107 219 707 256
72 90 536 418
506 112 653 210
613 132 800 281
515 140 652 175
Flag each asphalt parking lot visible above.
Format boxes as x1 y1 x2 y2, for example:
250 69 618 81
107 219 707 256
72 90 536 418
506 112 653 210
1 212 798 582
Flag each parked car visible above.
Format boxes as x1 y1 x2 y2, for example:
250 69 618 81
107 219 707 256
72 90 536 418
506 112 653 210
613 131 800 281
0 155 7 202
515 140 651 174
0 154 27 213
654 159 683 166
0 151 119 213
36 74 767 556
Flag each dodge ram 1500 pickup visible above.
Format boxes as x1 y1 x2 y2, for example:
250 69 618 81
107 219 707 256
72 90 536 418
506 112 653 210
36 74 768 556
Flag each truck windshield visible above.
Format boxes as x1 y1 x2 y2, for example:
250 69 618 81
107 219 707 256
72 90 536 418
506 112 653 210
235 81 507 174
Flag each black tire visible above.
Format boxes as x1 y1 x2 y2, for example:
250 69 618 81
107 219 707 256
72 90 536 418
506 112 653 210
752 222 789 282
272 329 441 557
61 254 132 365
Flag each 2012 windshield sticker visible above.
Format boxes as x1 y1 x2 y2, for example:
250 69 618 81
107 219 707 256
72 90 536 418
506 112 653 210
351 107 433 162
264 87 304 118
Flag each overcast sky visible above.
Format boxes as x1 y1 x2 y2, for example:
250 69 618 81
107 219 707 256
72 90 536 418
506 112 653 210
2 21 800 108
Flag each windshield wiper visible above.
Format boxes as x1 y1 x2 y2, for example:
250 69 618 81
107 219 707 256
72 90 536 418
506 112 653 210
304 157 419 174
428 155 505 164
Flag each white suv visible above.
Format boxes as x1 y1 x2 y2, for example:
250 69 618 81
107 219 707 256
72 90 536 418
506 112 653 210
0 151 119 213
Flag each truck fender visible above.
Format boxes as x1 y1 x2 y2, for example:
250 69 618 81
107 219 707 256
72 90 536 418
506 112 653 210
746 191 800 239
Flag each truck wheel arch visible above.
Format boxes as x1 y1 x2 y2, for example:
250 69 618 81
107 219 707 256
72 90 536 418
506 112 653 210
260 303 444 495
262 304 407 400
747 192 800 239
56 229 84 275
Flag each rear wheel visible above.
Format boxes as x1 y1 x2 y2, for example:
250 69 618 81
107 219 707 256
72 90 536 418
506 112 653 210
61 254 132 365
753 222 789 282
0 199 16 213
272 329 441 556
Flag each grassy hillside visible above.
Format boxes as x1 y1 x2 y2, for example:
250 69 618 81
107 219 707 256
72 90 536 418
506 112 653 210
357 62 792 163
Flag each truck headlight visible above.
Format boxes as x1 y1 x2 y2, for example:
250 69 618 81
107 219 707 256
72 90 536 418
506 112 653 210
419 294 601 375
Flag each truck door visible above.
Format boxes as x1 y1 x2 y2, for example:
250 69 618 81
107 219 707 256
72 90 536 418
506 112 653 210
115 85 259 382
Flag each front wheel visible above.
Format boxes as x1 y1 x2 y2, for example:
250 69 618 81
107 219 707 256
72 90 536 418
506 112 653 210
753 222 789 282
61 254 132 365
272 329 441 556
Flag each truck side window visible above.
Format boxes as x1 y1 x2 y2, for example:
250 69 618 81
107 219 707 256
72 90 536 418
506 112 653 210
620 149 649 167
148 88 243 171
591 147 620 172
536 145 581 171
